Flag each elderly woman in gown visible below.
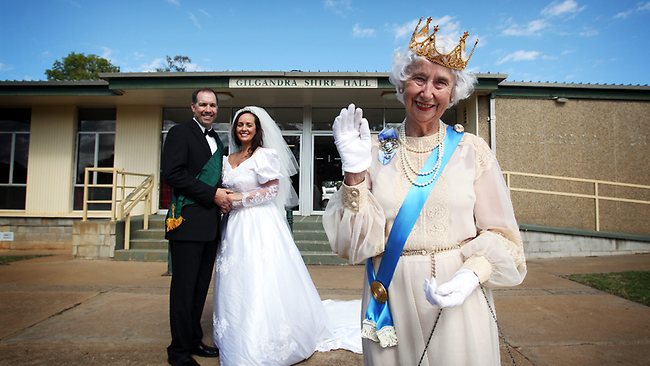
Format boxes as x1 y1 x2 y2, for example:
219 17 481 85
323 17 527 366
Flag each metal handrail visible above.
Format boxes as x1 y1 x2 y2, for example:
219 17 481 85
119 175 154 250
82 167 119 221
82 167 154 250
81 167 650 250
503 171 650 232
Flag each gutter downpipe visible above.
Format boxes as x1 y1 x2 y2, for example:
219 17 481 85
489 92 497 153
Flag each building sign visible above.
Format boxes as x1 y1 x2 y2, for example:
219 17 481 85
0 232 14 241
229 78 378 89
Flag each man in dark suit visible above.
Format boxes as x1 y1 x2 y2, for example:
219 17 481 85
162 88 231 366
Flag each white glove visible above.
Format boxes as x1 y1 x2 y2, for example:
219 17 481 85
423 277 439 307
423 269 479 308
332 103 372 173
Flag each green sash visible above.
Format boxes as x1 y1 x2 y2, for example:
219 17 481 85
165 149 223 232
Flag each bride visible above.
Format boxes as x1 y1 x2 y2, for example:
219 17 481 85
212 106 359 365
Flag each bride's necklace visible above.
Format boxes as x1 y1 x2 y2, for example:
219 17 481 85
398 121 446 187
231 149 252 168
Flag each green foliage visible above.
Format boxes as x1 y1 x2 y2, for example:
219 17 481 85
45 52 120 81
566 271 650 306
156 55 192 72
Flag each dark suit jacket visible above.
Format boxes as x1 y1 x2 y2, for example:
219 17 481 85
162 120 224 242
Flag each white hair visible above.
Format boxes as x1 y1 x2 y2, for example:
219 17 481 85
388 49 477 107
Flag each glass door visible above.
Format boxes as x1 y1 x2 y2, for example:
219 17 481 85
312 135 343 211
283 134 301 213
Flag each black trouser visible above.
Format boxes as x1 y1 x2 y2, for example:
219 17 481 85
167 239 218 362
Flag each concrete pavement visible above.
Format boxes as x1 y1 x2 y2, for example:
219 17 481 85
0 250 648 365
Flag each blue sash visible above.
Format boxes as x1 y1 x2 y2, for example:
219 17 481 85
363 125 463 347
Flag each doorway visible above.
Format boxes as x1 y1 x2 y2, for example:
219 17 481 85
312 135 343 211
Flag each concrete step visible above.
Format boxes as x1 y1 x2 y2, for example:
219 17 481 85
300 251 349 265
113 248 347 265
295 240 333 252
291 220 325 231
293 230 329 241
114 249 167 262
127 239 168 250
115 215 350 265
130 229 166 240
126 215 166 231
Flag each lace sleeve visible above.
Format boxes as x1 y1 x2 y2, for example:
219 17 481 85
469 134 497 181
232 180 280 208
460 143 527 287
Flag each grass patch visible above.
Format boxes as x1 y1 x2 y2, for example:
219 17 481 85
565 271 650 307
0 255 50 265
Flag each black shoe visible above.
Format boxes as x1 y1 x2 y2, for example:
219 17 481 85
191 342 219 358
168 356 200 366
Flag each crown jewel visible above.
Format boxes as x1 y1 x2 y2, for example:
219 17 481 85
408 17 478 71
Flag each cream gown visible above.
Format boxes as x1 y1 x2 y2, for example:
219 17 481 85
323 128 527 366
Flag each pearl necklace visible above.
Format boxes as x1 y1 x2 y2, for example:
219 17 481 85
398 122 446 187
398 121 443 153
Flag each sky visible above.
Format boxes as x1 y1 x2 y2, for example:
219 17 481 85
1 0 649 85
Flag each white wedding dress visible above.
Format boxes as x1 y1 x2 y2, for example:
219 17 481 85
213 148 360 366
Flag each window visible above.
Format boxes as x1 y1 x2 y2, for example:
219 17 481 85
73 109 116 210
311 108 340 131
0 109 30 209
259 107 303 131
312 107 384 131
385 108 405 128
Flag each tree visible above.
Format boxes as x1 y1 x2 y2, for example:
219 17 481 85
45 52 120 81
156 55 192 72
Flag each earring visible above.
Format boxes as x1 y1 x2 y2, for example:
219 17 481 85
398 87 404 93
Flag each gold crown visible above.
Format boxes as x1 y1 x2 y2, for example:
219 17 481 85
408 17 478 71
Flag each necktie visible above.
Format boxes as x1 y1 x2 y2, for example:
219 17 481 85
204 129 217 138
